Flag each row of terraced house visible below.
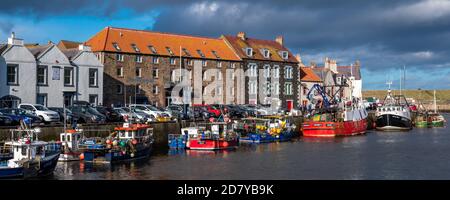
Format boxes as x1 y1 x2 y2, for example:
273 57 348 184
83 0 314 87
0 27 361 109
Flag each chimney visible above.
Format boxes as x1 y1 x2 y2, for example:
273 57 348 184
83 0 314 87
275 35 283 46
237 32 246 40
7 32 24 46
79 44 92 51
48 40 53 45
295 53 305 67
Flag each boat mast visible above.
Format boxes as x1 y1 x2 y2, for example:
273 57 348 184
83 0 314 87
434 90 437 113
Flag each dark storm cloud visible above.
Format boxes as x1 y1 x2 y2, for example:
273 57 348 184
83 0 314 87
0 0 448 88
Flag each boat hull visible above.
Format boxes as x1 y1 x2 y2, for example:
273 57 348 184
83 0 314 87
82 144 152 163
239 131 295 143
376 114 412 131
187 139 238 150
0 152 60 179
302 119 367 137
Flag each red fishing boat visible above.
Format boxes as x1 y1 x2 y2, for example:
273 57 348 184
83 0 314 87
302 83 368 137
181 122 239 150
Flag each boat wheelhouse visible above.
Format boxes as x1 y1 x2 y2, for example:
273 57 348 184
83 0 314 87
59 129 84 161
375 89 412 131
0 128 61 178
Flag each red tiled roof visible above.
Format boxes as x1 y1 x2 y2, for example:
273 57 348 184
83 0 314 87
300 67 322 82
85 27 241 61
222 35 298 63
57 40 82 50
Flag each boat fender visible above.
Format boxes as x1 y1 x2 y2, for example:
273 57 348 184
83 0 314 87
79 153 85 160
130 153 135 158
132 139 138 145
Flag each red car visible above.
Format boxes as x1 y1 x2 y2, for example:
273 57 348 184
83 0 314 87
192 104 222 117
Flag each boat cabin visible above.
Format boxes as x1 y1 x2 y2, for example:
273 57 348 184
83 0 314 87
181 123 236 140
60 129 83 150
114 123 153 140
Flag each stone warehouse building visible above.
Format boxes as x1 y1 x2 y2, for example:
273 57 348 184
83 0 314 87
222 33 299 109
0 33 103 108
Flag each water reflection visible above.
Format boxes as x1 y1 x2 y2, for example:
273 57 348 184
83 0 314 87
50 114 450 180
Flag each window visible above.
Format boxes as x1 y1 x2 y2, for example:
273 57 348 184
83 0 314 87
89 95 98 105
218 71 223 80
182 48 191 56
153 85 159 94
166 47 174 56
135 55 143 63
249 81 257 95
37 65 48 85
112 42 121 51
284 66 293 79
136 67 142 77
280 51 288 60
217 86 222 95
231 63 237 68
263 49 270 58
153 68 159 78
64 67 74 86
285 82 293 95
202 60 207 67
36 94 47 106
273 83 280 95
131 44 140 52
170 58 176 65
52 66 60 80
89 69 98 87
116 84 123 94
217 61 222 68
303 86 307 95
117 67 124 77
264 82 271 95
211 50 220 59
273 65 280 78
148 45 157 54
197 50 205 58
152 56 159 64
245 48 253 57
248 64 257 77
187 59 193 66
264 65 271 78
116 54 124 62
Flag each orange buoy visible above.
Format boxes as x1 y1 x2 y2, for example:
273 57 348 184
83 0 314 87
79 153 85 160
132 139 138 145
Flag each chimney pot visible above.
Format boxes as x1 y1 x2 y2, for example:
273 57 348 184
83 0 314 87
237 32 246 40
275 35 283 45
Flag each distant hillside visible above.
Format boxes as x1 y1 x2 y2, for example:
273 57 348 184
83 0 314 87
362 90 450 104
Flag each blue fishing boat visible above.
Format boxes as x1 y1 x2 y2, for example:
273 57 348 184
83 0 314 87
79 121 154 163
0 127 61 179
235 116 297 143
168 134 187 149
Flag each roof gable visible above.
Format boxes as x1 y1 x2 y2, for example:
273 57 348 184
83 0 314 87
28 44 71 65
222 35 298 63
300 67 322 82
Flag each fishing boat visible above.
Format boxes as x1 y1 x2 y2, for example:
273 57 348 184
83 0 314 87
375 86 412 131
79 120 154 163
302 83 368 137
180 122 239 150
59 129 84 161
429 90 446 127
0 125 61 178
234 116 296 143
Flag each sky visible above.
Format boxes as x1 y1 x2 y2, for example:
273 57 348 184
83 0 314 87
0 0 449 90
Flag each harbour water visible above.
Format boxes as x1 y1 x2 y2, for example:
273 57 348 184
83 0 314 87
51 114 450 180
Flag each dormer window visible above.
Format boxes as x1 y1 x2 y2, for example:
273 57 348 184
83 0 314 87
148 45 157 54
245 48 253 57
263 49 270 58
182 48 191 56
211 50 220 59
280 51 288 60
197 50 205 58
166 47 174 56
112 43 121 51
131 43 140 52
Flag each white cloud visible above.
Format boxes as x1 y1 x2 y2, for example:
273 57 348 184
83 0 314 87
382 0 450 23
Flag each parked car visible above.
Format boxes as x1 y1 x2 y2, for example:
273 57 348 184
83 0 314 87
0 113 13 126
192 104 222 118
117 107 155 123
48 107 79 123
0 108 43 125
129 104 170 118
237 105 257 117
95 106 123 122
223 104 248 118
68 106 106 123
166 104 192 120
191 106 214 120
18 103 60 123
